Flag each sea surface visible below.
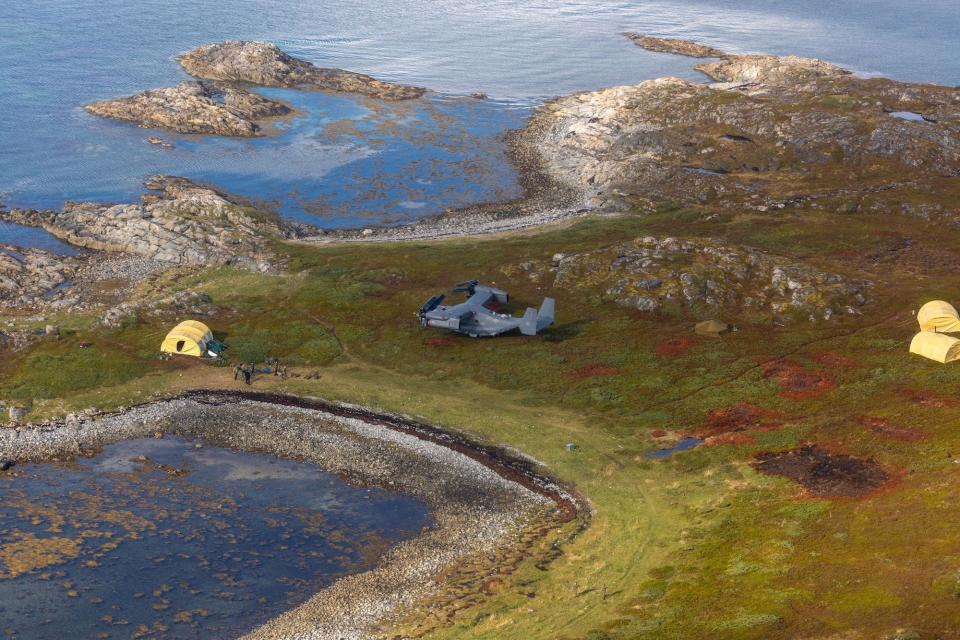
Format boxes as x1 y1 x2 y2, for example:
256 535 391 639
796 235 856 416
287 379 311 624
0 437 429 639
1 0 957 238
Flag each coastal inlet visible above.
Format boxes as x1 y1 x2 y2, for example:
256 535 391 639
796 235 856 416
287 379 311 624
0 437 430 639
0 394 560 640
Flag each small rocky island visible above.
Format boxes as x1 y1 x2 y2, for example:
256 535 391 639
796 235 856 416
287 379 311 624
179 41 426 100
86 41 426 136
86 80 292 136
624 33 727 58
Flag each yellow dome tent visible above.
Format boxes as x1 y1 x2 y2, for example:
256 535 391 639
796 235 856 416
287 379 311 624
160 320 214 357
909 331 960 363
917 300 960 333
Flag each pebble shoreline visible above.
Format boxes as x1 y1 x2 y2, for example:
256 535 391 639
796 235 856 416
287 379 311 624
0 391 577 640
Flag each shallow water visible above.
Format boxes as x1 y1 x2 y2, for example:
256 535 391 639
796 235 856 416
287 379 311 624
0 437 429 639
890 111 928 122
0 221 77 256
1 0 957 247
646 437 704 459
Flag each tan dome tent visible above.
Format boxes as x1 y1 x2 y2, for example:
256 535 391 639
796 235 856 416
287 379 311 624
917 300 960 333
695 319 731 337
160 320 223 357
909 331 960 363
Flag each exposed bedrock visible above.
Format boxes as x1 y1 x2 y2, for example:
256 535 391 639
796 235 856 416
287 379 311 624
514 236 870 322
625 33 727 58
0 245 78 307
85 80 292 137
695 54 851 87
519 46 960 215
86 41 424 136
178 41 426 100
1 177 298 269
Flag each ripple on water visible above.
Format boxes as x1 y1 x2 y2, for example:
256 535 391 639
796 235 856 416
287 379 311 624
0 437 430 639
4 0 955 228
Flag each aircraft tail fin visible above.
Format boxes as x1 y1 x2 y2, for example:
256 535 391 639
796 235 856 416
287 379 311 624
519 298 554 335
519 307 538 336
537 298 555 331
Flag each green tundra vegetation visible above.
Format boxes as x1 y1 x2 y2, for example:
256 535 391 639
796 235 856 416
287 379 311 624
4 201 960 639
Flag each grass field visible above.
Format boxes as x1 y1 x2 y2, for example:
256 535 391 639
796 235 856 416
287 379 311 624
4 204 960 639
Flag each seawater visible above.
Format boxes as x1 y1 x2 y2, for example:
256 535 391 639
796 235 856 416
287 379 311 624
0 437 430 639
1 0 957 239
0 221 76 256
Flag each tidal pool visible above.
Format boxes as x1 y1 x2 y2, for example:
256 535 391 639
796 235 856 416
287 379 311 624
0 221 77 256
0 437 430 639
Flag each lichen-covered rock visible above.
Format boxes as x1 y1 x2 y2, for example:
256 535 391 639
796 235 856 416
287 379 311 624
2 177 287 269
517 236 870 322
100 291 222 327
85 81 291 136
624 33 726 58
696 55 849 86
178 41 425 100
518 48 960 215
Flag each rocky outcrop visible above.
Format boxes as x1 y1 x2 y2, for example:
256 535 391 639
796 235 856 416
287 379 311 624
100 291 221 328
515 236 869 322
0 245 78 306
625 33 726 58
85 81 291 136
86 41 424 137
696 55 850 87
178 41 425 100
518 50 960 213
2 177 288 269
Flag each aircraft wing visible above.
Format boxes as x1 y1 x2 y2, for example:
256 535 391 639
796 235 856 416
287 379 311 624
429 290 491 317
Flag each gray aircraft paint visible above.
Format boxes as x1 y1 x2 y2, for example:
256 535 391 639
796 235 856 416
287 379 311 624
419 280 555 338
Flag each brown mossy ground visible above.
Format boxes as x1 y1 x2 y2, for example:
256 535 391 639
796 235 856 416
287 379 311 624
751 445 892 498
4 197 960 639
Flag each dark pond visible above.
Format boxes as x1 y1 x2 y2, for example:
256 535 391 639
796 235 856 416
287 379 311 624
646 437 704 459
0 437 430 639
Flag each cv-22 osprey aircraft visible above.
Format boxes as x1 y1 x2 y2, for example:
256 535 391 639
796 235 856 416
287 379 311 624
419 280 555 338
